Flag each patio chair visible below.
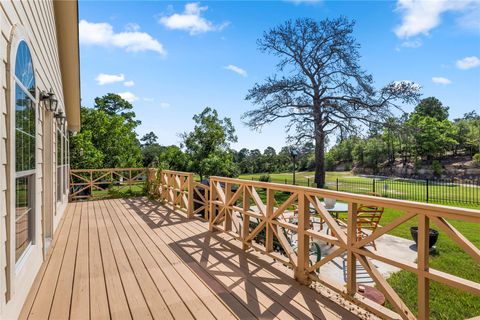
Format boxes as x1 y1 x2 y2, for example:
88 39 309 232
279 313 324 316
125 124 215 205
356 205 384 250
247 218 321 271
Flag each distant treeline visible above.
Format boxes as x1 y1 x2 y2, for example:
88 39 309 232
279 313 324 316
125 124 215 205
71 94 479 180
324 97 480 174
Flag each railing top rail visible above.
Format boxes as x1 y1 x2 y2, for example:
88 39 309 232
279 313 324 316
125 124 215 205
161 169 194 176
71 168 146 173
210 176 480 220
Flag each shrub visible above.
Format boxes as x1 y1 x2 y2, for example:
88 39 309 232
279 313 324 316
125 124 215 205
325 152 335 171
474 153 480 165
414 158 422 175
432 160 442 176
258 174 271 182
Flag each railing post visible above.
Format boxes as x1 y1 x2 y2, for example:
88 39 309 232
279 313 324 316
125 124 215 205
295 191 311 285
224 182 233 231
187 173 194 218
242 185 250 250
89 170 93 197
372 178 376 194
418 214 430 319
204 187 210 221
265 188 274 253
347 202 358 297
209 179 215 232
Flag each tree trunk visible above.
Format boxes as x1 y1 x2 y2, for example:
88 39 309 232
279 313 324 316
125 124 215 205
314 131 325 188
313 106 325 188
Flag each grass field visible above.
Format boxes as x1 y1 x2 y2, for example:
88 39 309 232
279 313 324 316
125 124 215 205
240 171 480 319
239 171 479 205
88 184 146 200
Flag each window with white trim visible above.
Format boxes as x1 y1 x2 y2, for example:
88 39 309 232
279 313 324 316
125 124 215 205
56 122 69 204
14 41 36 261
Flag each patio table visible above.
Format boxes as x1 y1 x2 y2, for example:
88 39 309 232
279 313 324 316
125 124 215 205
318 202 349 219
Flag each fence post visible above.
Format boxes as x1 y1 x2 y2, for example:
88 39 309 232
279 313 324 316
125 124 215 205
336 178 339 191
285 178 287 184
418 214 430 319
372 178 376 194
307 178 310 187
295 191 311 285
347 202 358 297
209 179 215 232
426 179 429 203
187 173 194 218
265 188 275 252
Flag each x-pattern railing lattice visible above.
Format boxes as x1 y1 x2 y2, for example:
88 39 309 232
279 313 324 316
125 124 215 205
144 170 480 320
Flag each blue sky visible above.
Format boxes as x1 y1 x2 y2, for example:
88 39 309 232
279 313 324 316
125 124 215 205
79 0 480 151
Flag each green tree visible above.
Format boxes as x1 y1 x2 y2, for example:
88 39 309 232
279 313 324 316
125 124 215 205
94 93 140 125
182 107 238 180
408 114 458 160
352 140 366 166
69 130 104 169
243 17 419 187
464 111 480 155
157 145 188 171
262 147 277 172
413 97 449 121
363 138 387 172
142 143 163 167
141 132 158 146
70 94 143 169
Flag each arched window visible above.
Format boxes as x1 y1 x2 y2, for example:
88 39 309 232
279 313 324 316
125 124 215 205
14 40 36 262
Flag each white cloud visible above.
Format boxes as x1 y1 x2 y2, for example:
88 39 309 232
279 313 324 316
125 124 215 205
401 39 422 48
224 64 247 77
456 56 480 70
160 102 171 108
159 2 228 35
95 73 125 85
143 97 154 102
457 5 480 31
123 80 135 87
432 76 452 85
118 92 139 103
394 0 475 38
79 20 166 56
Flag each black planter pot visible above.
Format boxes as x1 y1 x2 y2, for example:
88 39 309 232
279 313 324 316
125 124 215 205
410 226 439 249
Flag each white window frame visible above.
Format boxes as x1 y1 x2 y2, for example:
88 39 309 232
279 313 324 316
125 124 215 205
12 42 37 266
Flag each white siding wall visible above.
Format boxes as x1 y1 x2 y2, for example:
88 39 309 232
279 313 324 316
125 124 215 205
0 1 68 318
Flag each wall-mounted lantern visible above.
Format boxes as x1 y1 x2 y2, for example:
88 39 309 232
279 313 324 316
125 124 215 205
40 89 58 113
54 111 67 126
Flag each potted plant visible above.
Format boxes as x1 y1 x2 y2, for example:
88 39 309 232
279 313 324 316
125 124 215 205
324 198 336 209
410 226 439 249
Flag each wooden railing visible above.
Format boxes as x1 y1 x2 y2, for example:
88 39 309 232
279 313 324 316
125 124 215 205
70 168 146 201
148 170 480 320
147 169 211 220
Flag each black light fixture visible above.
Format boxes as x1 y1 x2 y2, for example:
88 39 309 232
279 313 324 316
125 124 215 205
54 111 67 126
40 89 58 113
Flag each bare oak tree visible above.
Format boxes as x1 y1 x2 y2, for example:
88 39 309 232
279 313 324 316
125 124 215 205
243 17 420 187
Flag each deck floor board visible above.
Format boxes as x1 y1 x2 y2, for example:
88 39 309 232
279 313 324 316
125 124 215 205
20 197 359 320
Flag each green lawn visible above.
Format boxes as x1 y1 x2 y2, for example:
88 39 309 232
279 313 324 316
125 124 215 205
239 171 479 204
239 172 480 319
87 183 147 200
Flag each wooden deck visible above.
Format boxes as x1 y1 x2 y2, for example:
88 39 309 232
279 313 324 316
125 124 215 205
19 197 362 319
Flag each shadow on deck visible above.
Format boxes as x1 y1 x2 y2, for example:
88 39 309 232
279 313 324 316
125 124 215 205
20 197 369 319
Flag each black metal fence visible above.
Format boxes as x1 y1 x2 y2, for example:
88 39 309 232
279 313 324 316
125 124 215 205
247 176 480 205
